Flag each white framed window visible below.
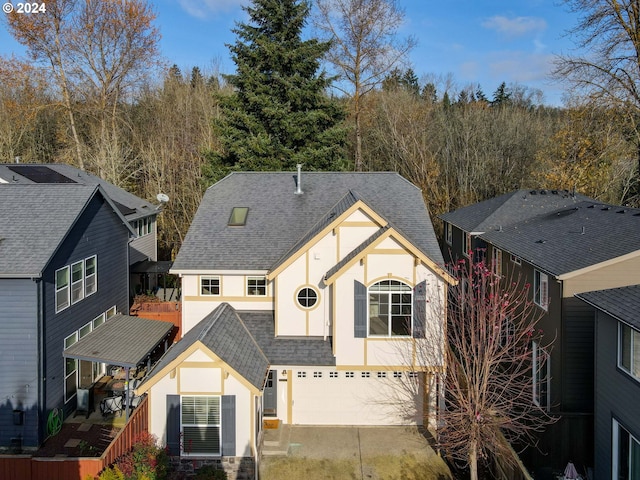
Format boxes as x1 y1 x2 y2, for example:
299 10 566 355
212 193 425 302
181 396 221 456
106 305 116 319
297 371 306 378
511 254 522 266
532 340 550 410
377 372 387 378
85 256 97 296
71 261 84 304
534 270 549 310
247 276 267 296
313 371 322 378
79 321 92 339
93 313 106 329
368 280 412 337
613 419 640 478
361 371 371 378
296 287 318 308
55 266 70 312
499 316 515 348
345 371 354 378
492 248 502 277
393 372 402 378
619 322 640 381
64 332 78 402
445 222 452 245
201 276 221 296
329 371 338 378
463 232 472 258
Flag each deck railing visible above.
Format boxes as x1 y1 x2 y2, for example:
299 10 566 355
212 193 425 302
0 395 149 480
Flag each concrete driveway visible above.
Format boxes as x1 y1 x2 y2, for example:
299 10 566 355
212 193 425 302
260 425 452 480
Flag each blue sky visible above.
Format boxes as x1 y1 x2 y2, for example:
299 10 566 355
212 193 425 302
0 0 581 105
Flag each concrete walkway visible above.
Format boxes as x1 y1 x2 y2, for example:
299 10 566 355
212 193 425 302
260 425 452 480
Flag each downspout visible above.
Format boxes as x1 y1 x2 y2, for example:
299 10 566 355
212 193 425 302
36 278 45 445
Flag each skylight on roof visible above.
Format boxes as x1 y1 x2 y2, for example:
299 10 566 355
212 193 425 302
228 207 249 226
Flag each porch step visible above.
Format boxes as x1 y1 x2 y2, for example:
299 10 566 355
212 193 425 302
261 422 290 456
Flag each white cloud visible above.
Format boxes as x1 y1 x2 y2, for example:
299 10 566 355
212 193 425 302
177 0 247 19
482 15 547 37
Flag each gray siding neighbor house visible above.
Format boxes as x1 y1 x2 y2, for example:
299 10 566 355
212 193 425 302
0 169 144 451
0 164 164 299
440 189 640 477
576 286 640 480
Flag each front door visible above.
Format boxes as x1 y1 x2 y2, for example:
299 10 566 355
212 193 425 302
263 370 277 416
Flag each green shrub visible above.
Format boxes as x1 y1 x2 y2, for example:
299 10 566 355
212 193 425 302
97 433 169 480
195 464 227 480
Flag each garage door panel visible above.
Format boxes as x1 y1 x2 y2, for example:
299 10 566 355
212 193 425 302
291 370 423 425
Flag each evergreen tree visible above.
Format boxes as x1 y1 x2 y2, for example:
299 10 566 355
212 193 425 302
210 0 346 175
491 81 511 107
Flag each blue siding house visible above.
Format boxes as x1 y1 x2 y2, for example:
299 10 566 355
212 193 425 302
0 175 137 450
577 286 640 479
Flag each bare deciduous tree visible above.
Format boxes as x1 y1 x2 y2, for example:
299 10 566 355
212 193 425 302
8 0 160 182
554 0 640 202
313 0 415 170
394 253 556 480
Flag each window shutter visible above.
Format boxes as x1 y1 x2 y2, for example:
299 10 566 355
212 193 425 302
413 281 427 338
221 395 236 456
166 395 181 455
354 280 367 338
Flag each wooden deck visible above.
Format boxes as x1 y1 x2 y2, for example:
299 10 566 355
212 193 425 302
0 395 149 480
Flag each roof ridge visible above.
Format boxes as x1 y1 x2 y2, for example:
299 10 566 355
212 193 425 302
198 302 230 340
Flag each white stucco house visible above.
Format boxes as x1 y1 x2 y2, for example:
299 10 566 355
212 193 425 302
136 169 453 471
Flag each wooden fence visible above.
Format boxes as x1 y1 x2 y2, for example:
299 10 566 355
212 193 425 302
130 301 181 340
0 395 149 480
492 430 534 480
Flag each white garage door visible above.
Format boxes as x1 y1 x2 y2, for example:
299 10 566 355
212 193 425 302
290 368 424 425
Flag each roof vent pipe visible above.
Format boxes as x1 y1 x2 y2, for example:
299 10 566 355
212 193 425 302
295 164 303 195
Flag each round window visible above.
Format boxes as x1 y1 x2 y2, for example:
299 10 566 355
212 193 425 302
297 287 318 308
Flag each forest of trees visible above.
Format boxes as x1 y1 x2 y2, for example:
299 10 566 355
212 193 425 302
2 0 639 259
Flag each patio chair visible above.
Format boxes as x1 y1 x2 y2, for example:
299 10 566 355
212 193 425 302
100 395 123 418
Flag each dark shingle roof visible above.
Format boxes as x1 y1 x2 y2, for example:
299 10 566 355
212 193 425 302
0 184 98 277
0 164 156 221
144 303 270 389
172 172 442 271
481 201 640 276
240 310 336 366
577 285 640 330
440 189 591 233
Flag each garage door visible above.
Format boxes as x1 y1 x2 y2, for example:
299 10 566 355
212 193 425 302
290 368 423 425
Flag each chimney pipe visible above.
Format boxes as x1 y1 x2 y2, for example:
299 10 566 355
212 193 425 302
295 164 303 195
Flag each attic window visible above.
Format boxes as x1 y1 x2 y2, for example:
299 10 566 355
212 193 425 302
228 207 249 226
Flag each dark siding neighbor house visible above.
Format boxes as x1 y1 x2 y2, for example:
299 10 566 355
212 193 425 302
440 189 640 477
577 286 640 480
0 180 135 450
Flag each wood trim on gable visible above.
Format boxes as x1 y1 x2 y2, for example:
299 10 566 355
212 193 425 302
266 201 387 281
323 227 455 286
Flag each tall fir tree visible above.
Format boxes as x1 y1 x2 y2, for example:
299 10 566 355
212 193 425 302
209 0 347 176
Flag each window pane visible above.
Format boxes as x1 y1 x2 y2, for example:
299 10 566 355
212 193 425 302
64 332 77 349
228 207 249 226
65 358 77 376
391 315 411 336
247 277 266 295
65 372 77 401
56 267 69 288
56 288 69 311
369 294 389 335
79 322 92 338
633 330 640 379
621 324 632 371
85 257 96 276
183 426 220 454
